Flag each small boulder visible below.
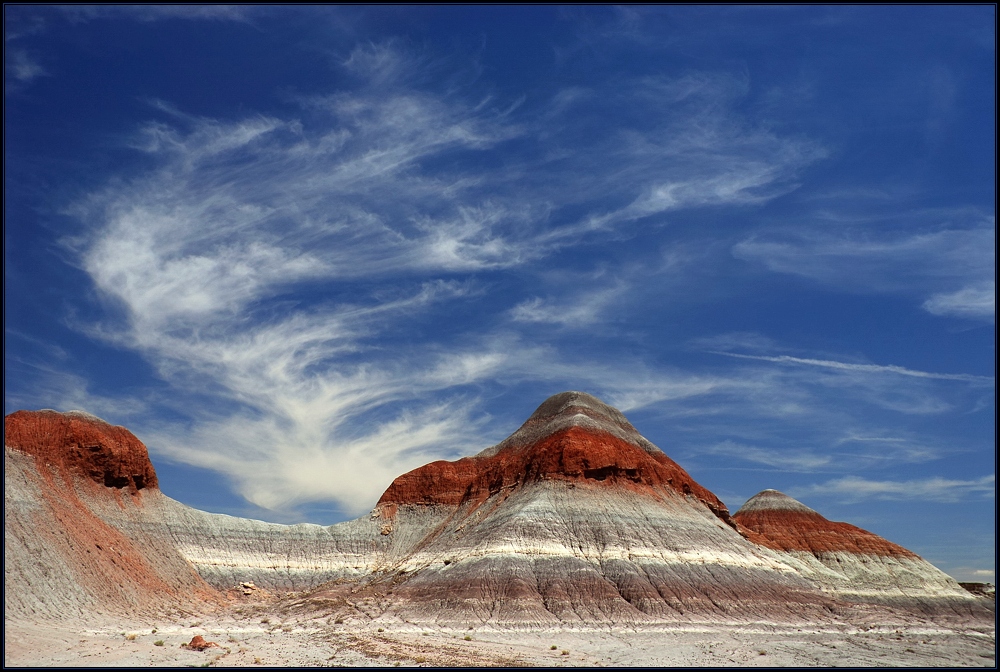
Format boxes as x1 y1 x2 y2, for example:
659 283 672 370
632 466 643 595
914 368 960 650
182 635 219 651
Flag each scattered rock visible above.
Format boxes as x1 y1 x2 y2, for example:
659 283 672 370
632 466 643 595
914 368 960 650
182 635 219 651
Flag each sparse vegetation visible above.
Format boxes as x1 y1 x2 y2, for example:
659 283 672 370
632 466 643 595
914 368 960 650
561 650 570 656
550 645 557 650
414 656 427 663
253 657 262 664
154 640 165 647
758 650 767 655
125 633 138 641
377 628 384 633
464 635 472 641
334 617 344 624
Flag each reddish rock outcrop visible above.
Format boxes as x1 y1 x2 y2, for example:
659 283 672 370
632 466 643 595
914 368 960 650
5 410 218 621
378 391 731 522
733 489 916 557
5 409 157 492
182 635 219 651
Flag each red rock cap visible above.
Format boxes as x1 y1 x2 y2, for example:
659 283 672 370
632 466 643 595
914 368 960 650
5 409 158 491
377 391 731 521
733 489 916 557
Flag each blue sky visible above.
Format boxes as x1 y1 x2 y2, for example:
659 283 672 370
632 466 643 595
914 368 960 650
5 6 994 582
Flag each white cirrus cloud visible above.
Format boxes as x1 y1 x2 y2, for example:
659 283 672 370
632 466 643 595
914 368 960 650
703 440 832 471
6 49 47 83
922 281 995 319
708 352 994 384
509 282 627 327
794 474 995 503
53 42 839 517
732 215 996 321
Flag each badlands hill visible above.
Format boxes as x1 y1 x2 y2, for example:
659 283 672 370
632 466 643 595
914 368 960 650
4 392 990 629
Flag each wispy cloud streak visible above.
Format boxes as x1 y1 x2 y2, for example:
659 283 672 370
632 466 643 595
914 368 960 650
733 214 996 320
33 30 989 522
708 352 994 384
58 40 826 516
795 475 995 503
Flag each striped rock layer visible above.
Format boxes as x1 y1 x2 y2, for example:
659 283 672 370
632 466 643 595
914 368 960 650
4 394 988 625
733 490 978 616
4 412 216 620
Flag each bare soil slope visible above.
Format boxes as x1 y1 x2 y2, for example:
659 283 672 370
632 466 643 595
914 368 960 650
4 392 993 664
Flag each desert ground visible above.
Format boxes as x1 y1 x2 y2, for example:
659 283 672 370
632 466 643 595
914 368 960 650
6 599 995 668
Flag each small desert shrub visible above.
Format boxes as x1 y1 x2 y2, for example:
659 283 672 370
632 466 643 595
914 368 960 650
550 645 557 650
464 635 472 641
154 640 165 647
758 650 766 656
422 631 429 636
334 618 344 624
253 657 262 664
414 656 427 664
125 633 138 641
561 650 570 656
260 618 269 624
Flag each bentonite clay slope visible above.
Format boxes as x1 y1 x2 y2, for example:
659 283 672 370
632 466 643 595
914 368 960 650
5 399 987 628
3 410 392 605
320 392 838 625
733 490 982 616
4 411 218 621
162 393 827 623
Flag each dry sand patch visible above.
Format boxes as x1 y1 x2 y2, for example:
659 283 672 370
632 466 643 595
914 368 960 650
7 614 994 667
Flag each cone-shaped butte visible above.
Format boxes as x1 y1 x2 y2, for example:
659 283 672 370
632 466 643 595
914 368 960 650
351 393 839 624
732 490 983 616
733 489 915 557
378 391 730 522
5 409 157 492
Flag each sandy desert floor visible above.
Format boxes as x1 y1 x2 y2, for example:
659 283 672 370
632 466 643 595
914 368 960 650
6 603 995 667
